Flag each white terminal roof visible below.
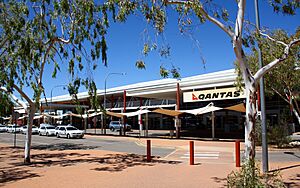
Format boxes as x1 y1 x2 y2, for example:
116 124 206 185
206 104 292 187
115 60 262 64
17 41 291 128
46 69 237 103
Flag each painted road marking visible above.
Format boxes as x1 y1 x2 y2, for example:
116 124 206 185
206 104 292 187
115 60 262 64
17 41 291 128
180 152 220 159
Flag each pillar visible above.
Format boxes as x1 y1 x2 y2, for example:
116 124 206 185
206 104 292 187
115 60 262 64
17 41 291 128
176 82 181 138
123 90 127 135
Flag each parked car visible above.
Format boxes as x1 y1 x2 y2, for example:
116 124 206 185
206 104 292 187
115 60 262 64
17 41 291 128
7 125 21 133
108 121 131 132
55 125 70 136
0 124 6 132
289 132 300 141
39 124 56 136
4 125 10 132
20 126 39 134
56 126 84 139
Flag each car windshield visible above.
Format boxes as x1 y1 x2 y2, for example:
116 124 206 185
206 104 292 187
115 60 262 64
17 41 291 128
47 127 55 129
66 127 78 131
32 126 37 129
111 121 120 124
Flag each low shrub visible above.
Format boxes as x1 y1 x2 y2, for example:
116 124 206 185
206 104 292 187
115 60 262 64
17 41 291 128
227 160 286 188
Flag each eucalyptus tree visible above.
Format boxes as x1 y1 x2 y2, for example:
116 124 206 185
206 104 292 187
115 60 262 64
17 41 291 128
243 28 300 126
1 0 299 164
0 0 110 163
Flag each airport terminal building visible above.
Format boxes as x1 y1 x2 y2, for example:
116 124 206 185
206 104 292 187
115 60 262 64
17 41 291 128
40 69 297 139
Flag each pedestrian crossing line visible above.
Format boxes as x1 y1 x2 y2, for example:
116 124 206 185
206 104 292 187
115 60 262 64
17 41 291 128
180 152 220 159
183 153 219 157
181 156 219 159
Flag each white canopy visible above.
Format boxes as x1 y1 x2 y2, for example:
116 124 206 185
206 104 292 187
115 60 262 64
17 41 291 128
181 102 222 115
87 112 102 118
33 115 44 119
18 116 28 120
14 109 26 114
121 109 151 117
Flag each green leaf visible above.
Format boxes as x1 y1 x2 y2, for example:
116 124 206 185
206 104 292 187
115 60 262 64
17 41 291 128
136 60 146 69
160 66 169 78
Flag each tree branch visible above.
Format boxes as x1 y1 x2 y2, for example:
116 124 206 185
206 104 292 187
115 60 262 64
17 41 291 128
270 87 289 103
165 0 235 38
12 84 33 105
39 37 71 86
0 37 8 49
260 32 288 47
254 38 300 81
0 86 29 111
234 0 245 41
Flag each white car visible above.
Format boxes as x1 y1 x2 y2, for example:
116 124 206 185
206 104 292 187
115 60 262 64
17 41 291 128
55 125 71 136
0 124 7 132
21 126 39 134
56 126 84 139
290 132 300 141
39 124 56 136
7 125 21 133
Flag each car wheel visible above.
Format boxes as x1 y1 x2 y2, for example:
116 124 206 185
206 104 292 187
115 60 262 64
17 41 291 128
46 132 49 136
67 134 70 139
110 127 115 132
56 133 59 138
39 132 41 136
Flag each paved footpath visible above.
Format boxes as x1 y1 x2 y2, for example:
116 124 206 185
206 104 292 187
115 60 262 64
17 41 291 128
0 136 299 188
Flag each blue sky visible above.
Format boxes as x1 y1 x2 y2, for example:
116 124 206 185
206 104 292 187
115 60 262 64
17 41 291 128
20 1 300 100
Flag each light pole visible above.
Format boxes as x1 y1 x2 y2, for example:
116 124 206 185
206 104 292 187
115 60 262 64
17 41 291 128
50 85 67 124
50 85 67 106
103 72 126 134
254 0 268 173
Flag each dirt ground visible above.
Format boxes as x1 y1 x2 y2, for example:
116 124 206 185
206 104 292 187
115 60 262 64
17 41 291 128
0 141 299 188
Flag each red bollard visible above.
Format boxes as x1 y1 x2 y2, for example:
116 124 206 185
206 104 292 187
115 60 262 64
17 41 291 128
147 140 151 162
190 141 194 165
235 140 241 167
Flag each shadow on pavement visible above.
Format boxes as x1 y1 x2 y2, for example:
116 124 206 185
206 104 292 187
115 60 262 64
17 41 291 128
270 164 300 173
92 153 181 172
211 177 227 187
32 143 99 150
284 173 300 188
0 168 40 185
283 151 300 159
0 146 181 186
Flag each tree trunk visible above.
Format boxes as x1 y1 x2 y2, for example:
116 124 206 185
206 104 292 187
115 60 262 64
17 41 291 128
292 108 300 130
24 105 35 164
234 38 258 161
244 84 257 161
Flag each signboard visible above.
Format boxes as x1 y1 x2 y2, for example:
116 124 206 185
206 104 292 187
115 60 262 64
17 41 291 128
183 87 245 102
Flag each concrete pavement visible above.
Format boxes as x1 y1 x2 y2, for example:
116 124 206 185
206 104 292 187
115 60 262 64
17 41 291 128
0 134 299 187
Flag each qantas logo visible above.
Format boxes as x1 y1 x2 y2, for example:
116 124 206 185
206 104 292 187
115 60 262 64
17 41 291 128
192 94 198 100
191 91 242 101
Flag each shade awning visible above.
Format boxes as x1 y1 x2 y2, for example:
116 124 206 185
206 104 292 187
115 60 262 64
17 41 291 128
181 102 222 115
106 111 125 118
18 116 28 120
152 108 184 117
14 109 26 114
87 112 103 118
121 109 151 117
33 115 44 119
199 106 222 114
225 103 246 112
